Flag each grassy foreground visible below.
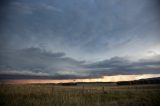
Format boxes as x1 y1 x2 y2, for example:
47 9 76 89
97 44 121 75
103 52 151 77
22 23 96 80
0 84 160 106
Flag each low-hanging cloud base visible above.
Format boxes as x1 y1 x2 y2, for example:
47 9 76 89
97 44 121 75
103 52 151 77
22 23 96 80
0 47 160 81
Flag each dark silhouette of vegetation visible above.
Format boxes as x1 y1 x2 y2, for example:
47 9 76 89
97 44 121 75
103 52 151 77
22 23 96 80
117 77 160 85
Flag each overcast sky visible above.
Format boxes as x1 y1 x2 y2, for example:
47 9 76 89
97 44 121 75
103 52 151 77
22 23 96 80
0 0 160 80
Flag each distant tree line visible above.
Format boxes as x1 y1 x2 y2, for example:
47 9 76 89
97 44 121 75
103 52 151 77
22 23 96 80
60 83 77 86
117 78 160 85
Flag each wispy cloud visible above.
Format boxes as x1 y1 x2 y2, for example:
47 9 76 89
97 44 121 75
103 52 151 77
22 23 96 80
40 3 63 12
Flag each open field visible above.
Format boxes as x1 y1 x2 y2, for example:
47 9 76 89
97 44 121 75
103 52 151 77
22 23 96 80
0 84 160 106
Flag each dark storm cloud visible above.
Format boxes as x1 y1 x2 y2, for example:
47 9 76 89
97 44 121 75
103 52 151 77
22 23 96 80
0 74 93 80
85 56 160 76
1 0 159 60
0 0 11 19
0 47 159 79
0 47 85 77
0 0 160 79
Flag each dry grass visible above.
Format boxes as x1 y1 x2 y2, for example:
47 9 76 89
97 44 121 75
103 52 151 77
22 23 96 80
0 84 160 106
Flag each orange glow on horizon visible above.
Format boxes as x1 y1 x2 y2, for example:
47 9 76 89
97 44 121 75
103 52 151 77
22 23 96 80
1 74 160 84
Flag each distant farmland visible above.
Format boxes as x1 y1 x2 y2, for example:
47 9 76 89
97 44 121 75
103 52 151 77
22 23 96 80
0 84 160 106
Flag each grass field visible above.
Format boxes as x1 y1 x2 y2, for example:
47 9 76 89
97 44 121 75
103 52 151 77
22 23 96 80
0 84 160 106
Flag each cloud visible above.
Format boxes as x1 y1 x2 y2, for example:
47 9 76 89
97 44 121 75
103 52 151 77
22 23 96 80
84 55 160 76
0 47 85 77
40 3 63 12
0 47 160 79
0 0 160 80
9 2 32 14
1 0 160 61
0 70 50 76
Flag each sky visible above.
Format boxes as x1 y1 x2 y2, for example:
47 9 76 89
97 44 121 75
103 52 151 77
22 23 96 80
0 0 160 82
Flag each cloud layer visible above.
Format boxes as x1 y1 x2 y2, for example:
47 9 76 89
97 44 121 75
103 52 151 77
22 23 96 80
0 0 160 79
0 0 160 61
0 47 159 79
